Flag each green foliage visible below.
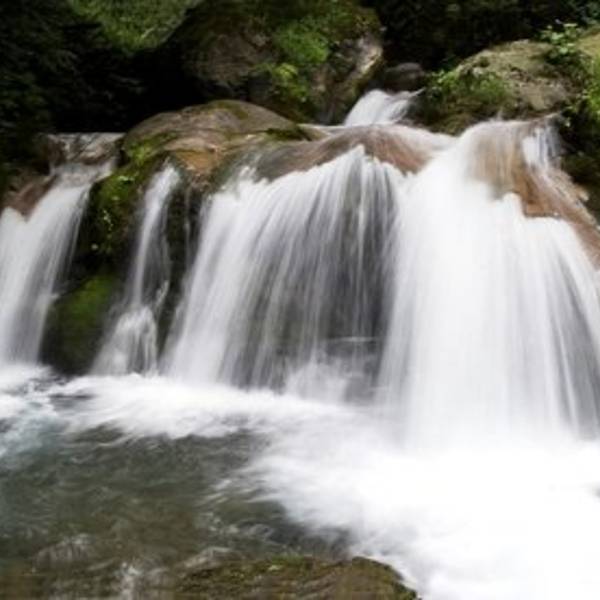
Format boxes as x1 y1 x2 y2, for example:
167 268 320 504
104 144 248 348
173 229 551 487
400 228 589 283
423 68 512 133
583 58 600 117
0 0 147 170
365 0 600 66
262 0 377 110
541 23 584 67
273 19 330 71
259 63 310 104
68 0 202 52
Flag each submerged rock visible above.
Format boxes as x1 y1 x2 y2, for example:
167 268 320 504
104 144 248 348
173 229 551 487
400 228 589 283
179 556 418 599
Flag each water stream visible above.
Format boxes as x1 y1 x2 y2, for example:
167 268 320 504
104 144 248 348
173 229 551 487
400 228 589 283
94 165 180 375
0 160 112 367
2 106 600 599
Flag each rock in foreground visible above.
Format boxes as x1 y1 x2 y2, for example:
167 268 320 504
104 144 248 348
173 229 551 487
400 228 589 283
179 556 418 599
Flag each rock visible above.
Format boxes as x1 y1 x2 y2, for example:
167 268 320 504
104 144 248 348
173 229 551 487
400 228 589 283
45 100 306 374
418 39 575 134
167 0 383 123
1 170 56 217
179 556 418 599
382 63 427 92
43 273 118 374
34 133 123 167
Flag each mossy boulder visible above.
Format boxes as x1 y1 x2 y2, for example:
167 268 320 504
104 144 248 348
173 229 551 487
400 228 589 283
179 556 418 599
419 39 574 135
47 100 305 374
167 0 383 123
42 273 118 373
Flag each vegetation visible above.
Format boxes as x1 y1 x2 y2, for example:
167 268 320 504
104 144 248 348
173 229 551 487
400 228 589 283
85 154 162 263
0 0 150 191
173 0 380 118
364 0 600 66
68 0 202 52
423 69 513 133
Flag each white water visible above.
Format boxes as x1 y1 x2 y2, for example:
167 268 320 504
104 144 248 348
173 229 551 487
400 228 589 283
379 121 600 450
94 165 179 375
0 162 112 366
344 89 412 126
159 119 600 599
166 149 406 392
4 116 600 600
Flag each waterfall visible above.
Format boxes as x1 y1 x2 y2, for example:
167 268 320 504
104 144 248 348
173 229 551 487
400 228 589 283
379 120 600 448
0 160 113 367
94 165 180 375
166 147 405 395
5 114 600 600
165 116 600 444
344 89 413 126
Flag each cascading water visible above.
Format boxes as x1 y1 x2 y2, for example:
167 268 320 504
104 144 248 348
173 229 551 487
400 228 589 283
380 120 600 449
165 147 405 394
344 89 413 126
5 111 600 600
94 165 180 375
0 159 113 368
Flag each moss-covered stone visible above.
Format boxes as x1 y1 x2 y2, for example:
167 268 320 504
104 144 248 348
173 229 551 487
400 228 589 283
42 100 307 374
168 0 383 123
84 156 161 264
43 273 117 373
179 556 418 599
419 39 574 134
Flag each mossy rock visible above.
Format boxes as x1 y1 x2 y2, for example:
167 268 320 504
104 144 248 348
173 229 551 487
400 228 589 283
43 273 118 374
82 156 162 265
419 39 576 134
44 100 306 374
179 556 418 599
168 0 383 123
122 100 307 195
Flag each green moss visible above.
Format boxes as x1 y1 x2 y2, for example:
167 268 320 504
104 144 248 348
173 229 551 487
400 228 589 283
44 273 117 373
261 2 378 113
422 69 513 134
274 19 330 71
86 155 160 262
177 0 380 120
123 132 177 164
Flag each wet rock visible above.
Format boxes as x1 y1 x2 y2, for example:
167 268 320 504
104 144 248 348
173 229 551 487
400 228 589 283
179 556 418 599
382 63 427 92
35 133 123 168
45 100 305 374
1 170 56 217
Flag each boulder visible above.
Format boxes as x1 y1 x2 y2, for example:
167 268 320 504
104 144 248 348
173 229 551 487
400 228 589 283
44 100 305 374
381 63 427 92
167 0 383 123
179 556 418 599
418 39 575 135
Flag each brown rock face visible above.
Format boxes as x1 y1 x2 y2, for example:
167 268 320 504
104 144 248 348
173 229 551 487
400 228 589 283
464 120 600 266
